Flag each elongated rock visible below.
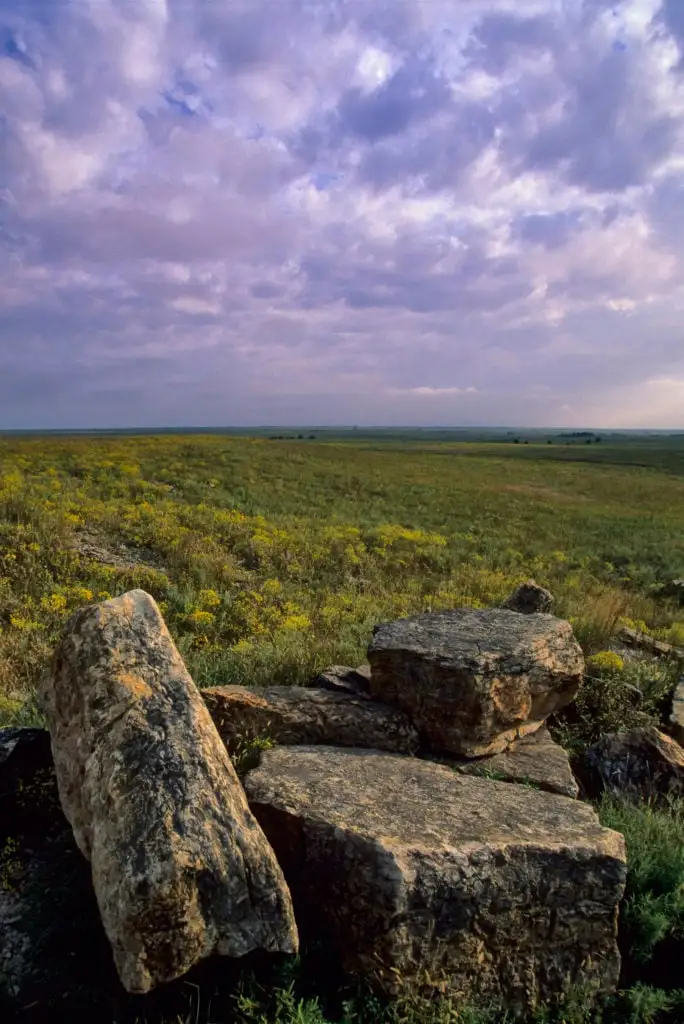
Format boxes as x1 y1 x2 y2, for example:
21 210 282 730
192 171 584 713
203 684 418 756
244 746 626 1014
368 609 583 757
40 590 298 994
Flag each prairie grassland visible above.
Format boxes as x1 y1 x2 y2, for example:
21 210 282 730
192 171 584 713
1 432 684 724
3 432 684 1022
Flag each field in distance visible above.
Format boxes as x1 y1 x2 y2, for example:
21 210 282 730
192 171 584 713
1 429 684 725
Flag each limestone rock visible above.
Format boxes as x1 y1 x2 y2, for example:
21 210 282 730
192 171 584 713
40 590 298 994
203 684 418 756
584 726 684 801
669 674 684 746
314 664 371 697
244 746 626 1014
452 726 579 798
615 626 684 660
368 609 583 757
501 580 554 615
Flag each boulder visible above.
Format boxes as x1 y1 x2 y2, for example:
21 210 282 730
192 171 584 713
203 684 418 756
584 726 684 801
501 580 554 615
314 664 371 697
368 609 583 757
451 726 578 799
669 674 684 746
244 746 626 1014
40 589 298 994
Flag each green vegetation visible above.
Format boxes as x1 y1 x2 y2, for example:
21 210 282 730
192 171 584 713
2 432 684 726
2 430 684 1022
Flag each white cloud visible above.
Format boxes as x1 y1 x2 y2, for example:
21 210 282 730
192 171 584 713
1 0 684 428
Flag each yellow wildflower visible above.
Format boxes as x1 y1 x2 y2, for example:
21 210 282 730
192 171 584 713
586 651 624 675
281 613 311 631
187 609 215 628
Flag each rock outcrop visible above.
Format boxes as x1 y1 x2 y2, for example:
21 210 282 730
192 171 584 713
314 664 371 697
244 745 626 1014
203 684 418 756
615 626 684 660
40 589 298 994
584 726 684 801
451 726 579 798
501 580 554 615
368 609 583 757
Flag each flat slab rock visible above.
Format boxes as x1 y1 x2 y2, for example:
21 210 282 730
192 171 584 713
40 589 297 994
244 746 626 1013
202 684 418 756
450 726 578 799
368 609 583 757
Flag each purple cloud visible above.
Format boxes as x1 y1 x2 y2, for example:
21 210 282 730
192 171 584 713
1 0 684 429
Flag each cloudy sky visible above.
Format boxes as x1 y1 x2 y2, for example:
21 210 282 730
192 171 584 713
2 0 684 429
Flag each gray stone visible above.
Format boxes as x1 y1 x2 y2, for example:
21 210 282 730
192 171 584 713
584 726 684 801
203 684 418 756
615 626 684 661
501 580 554 615
368 609 583 757
314 664 371 697
451 726 579 798
244 746 626 1015
669 674 684 746
40 589 298 994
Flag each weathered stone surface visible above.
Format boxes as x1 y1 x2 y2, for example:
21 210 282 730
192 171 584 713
584 726 684 801
40 589 298 994
368 610 583 757
501 580 554 615
203 684 418 755
314 664 371 697
615 625 684 661
669 675 684 746
451 726 579 798
244 746 626 1014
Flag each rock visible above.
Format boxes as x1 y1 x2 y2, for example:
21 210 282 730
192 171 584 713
452 726 579 799
669 675 684 746
40 589 298 994
244 746 626 1014
0 728 123 1016
314 664 371 697
68 529 168 576
202 684 418 756
501 580 554 615
584 726 684 801
615 626 684 661
368 609 583 757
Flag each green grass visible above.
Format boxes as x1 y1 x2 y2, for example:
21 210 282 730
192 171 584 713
4 431 684 1022
2 432 684 725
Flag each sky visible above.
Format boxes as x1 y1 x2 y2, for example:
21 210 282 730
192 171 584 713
2 0 684 429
